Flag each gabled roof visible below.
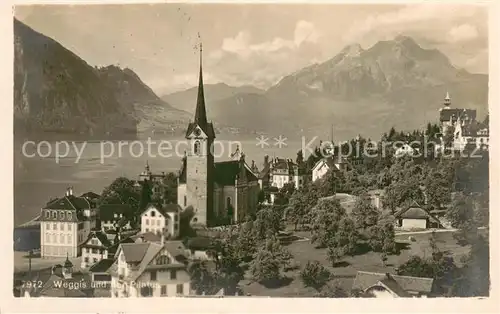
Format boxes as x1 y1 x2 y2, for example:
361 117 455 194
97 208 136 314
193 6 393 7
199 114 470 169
214 160 258 186
115 241 188 282
88 258 114 273
353 271 434 295
44 195 92 211
376 278 412 297
81 230 112 248
141 203 177 218
119 243 150 263
131 231 162 243
394 201 441 224
80 192 100 200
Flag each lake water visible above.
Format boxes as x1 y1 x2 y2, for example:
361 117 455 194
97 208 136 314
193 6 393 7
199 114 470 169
14 134 317 226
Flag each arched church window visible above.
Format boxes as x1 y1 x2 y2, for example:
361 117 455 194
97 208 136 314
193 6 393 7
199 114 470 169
194 141 200 155
226 197 232 208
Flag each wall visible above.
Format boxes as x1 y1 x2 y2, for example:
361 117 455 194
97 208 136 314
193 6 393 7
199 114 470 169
177 183 187 208
402 218 427 230
141 207 167 235
81 247 108 269
41 221 77 257
186 142 209 226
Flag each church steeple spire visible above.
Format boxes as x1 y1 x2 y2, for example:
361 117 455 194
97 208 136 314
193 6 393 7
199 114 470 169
194 41 208 128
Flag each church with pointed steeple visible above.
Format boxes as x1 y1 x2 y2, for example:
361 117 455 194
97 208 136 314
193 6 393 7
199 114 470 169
177 43 259 227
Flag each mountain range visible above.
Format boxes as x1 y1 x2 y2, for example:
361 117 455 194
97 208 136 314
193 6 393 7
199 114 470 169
163 35 488 140
14 18 488 141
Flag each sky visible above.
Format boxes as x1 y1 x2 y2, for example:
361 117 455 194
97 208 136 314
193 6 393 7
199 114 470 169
14 3 489 95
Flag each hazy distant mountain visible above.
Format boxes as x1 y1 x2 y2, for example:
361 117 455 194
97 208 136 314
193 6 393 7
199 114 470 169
197 35 489 139
14 18 191 139
14 18 139 138
96 65 191 134
162 82 264 112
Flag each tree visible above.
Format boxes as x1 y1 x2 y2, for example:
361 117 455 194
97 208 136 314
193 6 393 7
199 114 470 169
209 237 245 295
249 236 292 286
351 194 379 231
309 197 346 248
456 235 489 297
188 260 218 295
234 220 258 260
99 177 140 211
274 182 296 205
296 150 304 168
287 183 318 230
138 179 152 211
300 261 332 291
368 222 396 254
253 206 283 240
161 172 178 204
446 192 478 245
315 282 349 298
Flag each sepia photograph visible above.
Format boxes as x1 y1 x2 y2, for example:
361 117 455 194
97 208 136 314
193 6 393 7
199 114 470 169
10 2 492 302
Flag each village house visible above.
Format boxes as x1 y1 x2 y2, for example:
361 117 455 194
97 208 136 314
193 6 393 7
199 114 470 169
110 239 191 297
140 203 181 238
40 187 98 258
394 201 442 230
176 46 260 227
452 116 489 151
352 271 435 298
366 189 386 210
98 204 133 231
311 156 348 182
439 92 477 135
80 230 112 269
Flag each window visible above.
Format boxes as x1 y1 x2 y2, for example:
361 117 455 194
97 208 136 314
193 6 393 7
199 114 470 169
46 223 50 231
150 271 157 281
93 258 98 263
161 285 167 296
176 284 183 294
60 223 65 231
51 234 56 243
68 235 72 244
92 248 98 254
184 196 187 207
156 220 160 226
151 211 156 217
45 211 50 219
67 212 72 220
52 211 57 219
194 141 200 155
146 219 149 225
91 239 98 245
59 211 64 220
84 257 89 262
68 224 72 231
53 223 57 231
60 234 65 243
170 270 177 280
45 233 50 243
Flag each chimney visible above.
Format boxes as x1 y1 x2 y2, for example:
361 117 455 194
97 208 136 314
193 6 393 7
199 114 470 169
251 160 255 168
385 273 391 280
264 155 269 167
161 233 165 246
69 187 73 196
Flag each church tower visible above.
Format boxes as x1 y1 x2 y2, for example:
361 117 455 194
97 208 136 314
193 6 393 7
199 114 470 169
185 43 215 227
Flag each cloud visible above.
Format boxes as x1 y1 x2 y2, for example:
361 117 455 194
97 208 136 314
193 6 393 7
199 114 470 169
448 24 479 43
343 4 485 44
205 20 323 88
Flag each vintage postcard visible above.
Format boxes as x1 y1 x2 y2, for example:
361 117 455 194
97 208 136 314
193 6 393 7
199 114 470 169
3 0 499 312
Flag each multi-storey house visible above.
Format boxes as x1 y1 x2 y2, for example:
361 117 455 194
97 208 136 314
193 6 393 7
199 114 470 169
140 203 181 239
110 239 191 297
40 188 97 258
